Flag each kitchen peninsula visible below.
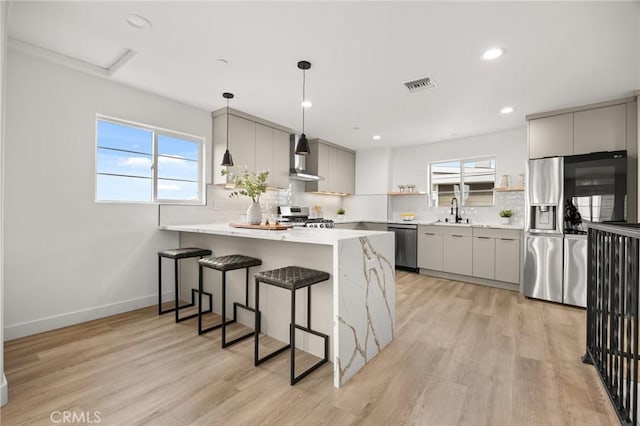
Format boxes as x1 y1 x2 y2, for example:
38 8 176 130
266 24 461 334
160 224 395 388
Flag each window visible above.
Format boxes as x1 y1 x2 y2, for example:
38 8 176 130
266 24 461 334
96 117 204 204
430 157 496 206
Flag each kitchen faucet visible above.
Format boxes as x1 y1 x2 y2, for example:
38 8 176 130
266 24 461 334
450 197 462 223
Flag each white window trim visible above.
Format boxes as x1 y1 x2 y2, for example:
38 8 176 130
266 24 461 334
429 155 496 207
95 114 206 205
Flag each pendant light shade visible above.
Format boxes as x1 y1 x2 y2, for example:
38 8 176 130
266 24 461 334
221 92 234 167
295 60 312 155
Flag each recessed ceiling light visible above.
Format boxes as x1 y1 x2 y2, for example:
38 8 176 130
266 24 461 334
127 14 152 30
372 135 381 140
353 126 360 131
301 100 312 108
500 106 515 114
481 47 504 61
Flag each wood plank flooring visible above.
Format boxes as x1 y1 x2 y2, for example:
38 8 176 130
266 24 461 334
1 272 618 425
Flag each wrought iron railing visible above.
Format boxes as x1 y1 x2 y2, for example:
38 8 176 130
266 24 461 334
584 222 640 426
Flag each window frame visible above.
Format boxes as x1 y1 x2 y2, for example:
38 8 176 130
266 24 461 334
95 114 206 205
429 155 496 207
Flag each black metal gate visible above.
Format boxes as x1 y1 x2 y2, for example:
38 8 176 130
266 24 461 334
584 222 640 426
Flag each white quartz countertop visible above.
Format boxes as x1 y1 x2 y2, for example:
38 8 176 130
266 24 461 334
336 219 524 230
160 223 390 245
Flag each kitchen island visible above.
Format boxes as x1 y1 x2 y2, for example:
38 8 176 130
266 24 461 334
160 224 395 388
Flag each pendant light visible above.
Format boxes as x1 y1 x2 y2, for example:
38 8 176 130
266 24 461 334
295 60 311 155
221 92 234 166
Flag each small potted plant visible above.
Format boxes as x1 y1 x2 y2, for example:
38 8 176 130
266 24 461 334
336 207 346 220
499 209 513 225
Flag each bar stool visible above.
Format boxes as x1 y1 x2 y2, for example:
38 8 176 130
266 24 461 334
254 266 330 385
198 254 262 347
158 247 213 323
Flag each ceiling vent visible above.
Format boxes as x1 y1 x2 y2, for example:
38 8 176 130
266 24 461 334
404 76 438 93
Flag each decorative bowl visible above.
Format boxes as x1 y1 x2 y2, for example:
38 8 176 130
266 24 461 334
400 213 415 221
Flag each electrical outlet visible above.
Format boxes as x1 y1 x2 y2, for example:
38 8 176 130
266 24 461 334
213 200 224 210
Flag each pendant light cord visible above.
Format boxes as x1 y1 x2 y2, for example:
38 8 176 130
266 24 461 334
302 69 305 132
226 98 230 149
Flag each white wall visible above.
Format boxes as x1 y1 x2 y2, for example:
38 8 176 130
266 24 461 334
4 50 211 339
0 0 9 408
355 148 391 194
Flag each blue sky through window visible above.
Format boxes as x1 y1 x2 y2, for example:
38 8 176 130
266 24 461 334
96 118 201 202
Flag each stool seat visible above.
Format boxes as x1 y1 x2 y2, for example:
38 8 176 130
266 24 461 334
158 247 212 260
199 254 262 272
254 266 330 290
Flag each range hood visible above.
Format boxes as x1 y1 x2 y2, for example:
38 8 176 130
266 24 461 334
289 134 324 182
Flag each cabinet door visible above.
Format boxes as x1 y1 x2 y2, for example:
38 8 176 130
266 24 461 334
271 129 290 189
316 143 331 192
574 104 626 155
228 115 256 172
344 150 356 194
255 123 273 177
443 235 472 276
472 237 495 279
495 238 520 284
417 231 443 271
327 146 337 193
529 113 574 159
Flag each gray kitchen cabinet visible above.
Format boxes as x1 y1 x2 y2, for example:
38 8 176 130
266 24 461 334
255 123 272 174
528 113 574 159
417 226 443 271
306 139 356 194
443 234 472 276
212 109 292 187
271 129 290 189
333 223 358 230
472 236 495 279
574 104 627 155
495 237 520 284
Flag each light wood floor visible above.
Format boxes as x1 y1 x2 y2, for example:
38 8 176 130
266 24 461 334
1 272 618 425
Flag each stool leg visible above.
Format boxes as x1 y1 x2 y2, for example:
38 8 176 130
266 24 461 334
158 256 162 315
307 286 312 329
221 271 227 346
245 267 250 307
290 288 296 386
198 264 203 334
254 278 260 366
174 258 179 323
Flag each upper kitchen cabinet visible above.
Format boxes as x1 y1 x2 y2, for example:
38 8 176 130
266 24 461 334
527 97 637 159
305 139 356 195
528 113 574 159
573 104 626 155
212 108 292 188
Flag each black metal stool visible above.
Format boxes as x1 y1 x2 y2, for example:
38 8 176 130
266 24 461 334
254 266 330 385
198 254 262 347
158 247 213 323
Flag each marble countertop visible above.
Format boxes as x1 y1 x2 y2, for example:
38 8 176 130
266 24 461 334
160 223 390 246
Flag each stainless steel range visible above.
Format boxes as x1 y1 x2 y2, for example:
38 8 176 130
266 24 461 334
278 206 335 228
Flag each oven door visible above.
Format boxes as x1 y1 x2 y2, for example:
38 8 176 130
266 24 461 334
564 150 627 222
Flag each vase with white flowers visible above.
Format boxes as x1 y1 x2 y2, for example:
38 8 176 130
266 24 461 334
222 167 269 225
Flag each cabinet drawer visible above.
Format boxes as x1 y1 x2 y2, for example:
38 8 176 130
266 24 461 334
435 225 473 237
473 227 521 240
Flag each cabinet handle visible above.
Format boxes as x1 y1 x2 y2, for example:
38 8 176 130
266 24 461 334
424 232 435 236
477 236 491 239
500 238 515 241
452 235 464 238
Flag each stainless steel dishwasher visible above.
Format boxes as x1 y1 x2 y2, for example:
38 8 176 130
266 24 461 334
387 223 418 271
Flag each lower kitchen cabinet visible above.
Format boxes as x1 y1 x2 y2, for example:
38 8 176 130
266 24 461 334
472 236 495 279
443 234 472 276
417 228 443 271
495 237 520 284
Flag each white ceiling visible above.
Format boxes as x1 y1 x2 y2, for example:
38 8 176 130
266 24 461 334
8 1 640 150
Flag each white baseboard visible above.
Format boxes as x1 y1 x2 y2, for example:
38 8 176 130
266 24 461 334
1 373 7 406
4 291 174 341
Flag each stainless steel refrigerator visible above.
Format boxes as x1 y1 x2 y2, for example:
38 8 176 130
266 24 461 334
524 157 565 303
